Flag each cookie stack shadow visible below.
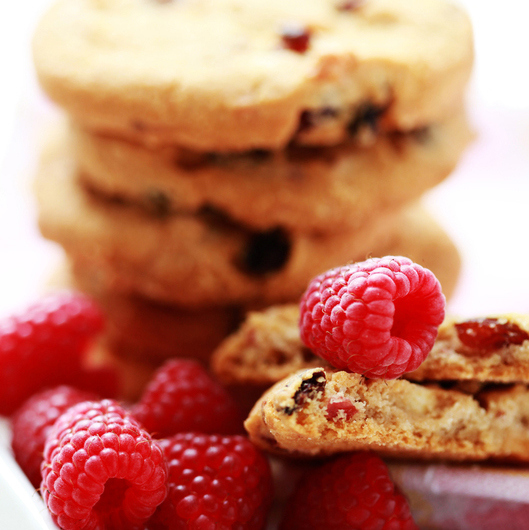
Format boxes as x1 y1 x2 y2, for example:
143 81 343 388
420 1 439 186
31 0 474 392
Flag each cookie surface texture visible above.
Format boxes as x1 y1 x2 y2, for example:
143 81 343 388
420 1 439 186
33 0 473 151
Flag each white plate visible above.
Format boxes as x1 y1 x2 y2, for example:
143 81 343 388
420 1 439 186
0 418 57 530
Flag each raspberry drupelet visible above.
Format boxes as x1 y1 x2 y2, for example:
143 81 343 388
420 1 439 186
131 358 244 438
148 432 273 530
41 399 167 530
0 290 108 415
281 451 418 530
11 385 98 489
299 256 445 379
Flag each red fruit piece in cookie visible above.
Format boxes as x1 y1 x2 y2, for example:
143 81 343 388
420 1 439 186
41 399 167 530
0 291 106 415
280 451 418 530
131 358 244 438
455 317 529 351
280 22 312 53
148 432 273 530
11 385 98 489
299 256 445 379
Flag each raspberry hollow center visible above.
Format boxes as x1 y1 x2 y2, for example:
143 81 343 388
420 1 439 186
391 295 422 339
94 478 130 515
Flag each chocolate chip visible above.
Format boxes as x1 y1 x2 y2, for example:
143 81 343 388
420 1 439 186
297 107 340 133
145 190 171 217
237 228 291 276
280 22 312 54
247 149 273 163
347 103 386 137
287 144 337 165
176 149 214 170
283 370 327 415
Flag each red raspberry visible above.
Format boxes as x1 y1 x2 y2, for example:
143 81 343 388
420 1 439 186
280 452 418 530
11 385 98 489
299 256 445 379
41 399 167 530
131 359 244 438
0 290 107 415
148 432 273 530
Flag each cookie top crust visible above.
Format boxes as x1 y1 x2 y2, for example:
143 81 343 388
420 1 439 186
33 0 473 151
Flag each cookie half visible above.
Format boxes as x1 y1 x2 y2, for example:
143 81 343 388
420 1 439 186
68 261 244 365
33 0 473 151
212 310 529 390
245 367 529 462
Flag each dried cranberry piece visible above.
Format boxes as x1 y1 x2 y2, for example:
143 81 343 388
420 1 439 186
326 398 357 420
455 318 529 351
280 22 312 54
238 228 291 276
335 0 366 11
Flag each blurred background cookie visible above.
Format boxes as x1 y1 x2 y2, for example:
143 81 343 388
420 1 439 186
32 0 473 151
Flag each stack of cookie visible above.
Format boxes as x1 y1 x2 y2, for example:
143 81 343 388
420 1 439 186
31 0 474 371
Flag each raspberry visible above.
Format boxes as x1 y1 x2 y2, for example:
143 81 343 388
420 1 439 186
148 432 273 530
0 290 107 415
131 359 244 438
41 399 167 530
299 256 445 379
280 452 418 530
11 385 98 489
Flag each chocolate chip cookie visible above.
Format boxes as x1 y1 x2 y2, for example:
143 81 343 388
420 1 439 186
33 0 473 151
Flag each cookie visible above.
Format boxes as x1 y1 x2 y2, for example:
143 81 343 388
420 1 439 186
66 260 244 365
212 310 529 393
72 109 472 233
33 0 473 151
35 137 447 307
406 314 529 383
244 367 529 462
